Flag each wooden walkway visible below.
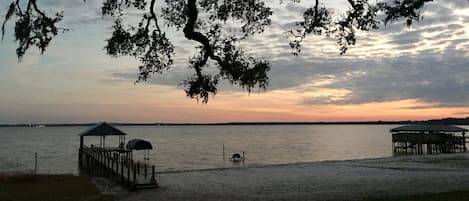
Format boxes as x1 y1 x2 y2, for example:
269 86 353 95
79 145 157 190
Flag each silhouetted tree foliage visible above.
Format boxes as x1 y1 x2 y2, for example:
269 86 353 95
2 0 465 102
1 0 67 60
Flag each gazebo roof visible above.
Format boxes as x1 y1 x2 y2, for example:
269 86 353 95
390 124 468 133
126 139 153 150
79 122 127 136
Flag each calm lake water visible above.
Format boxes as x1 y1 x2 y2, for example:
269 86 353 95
0 124 433 174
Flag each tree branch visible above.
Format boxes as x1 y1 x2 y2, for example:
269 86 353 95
183 0 224 76
148 0 161 32
31 0 46 18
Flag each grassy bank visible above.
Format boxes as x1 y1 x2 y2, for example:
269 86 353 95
365 190 469 201
0 174 114 201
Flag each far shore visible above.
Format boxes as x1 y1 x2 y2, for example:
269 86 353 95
123 153 469 201
3 116 469 127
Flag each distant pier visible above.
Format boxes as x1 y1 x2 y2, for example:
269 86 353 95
390 124 467 154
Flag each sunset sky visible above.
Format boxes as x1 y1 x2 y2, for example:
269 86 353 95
0 0 469 123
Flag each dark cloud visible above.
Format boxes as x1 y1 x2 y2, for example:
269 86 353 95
302 50 469 107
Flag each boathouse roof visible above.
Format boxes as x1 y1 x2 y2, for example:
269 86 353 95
390 124 468 133
79 122 127 136
126 139 153 150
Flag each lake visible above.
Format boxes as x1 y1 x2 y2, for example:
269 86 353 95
0 124 410 174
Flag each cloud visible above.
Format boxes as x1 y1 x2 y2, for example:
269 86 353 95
111 68 189 87
302 50 469 107
390 30 422 45
103 0 469 108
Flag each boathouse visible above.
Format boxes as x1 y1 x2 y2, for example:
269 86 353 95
78 122 157 189
390 124 468 154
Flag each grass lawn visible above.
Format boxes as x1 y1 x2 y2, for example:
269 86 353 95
0 174 114 201
365 190 469 201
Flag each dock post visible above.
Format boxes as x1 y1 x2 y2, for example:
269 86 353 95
115 154 119 180
127 162 130 184
102 152 106 175
95 150 98 174
99 151 102 175
34 152 38 174
144 163 147 178
150 165 155 182
137 161 140 174
133 163 137 184
79 136 83 168
106 152 110 176
106 152 109 176
121 156 124 181
98 150 101 175
108 152 112 176
94 151 97 175
110 153 113 179
95 149 98 174
86 154 89 169
115 153 118 179
462 132 466 152
90 150 93 173
100 151 103 174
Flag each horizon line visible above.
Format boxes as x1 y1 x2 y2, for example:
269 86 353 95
2 117 469 127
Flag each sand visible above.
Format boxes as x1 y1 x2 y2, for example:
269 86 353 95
122 153 469 201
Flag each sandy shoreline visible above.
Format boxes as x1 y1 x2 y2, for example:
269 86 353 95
123 153 469 201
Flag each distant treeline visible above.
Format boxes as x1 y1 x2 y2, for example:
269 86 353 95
2 117 469 127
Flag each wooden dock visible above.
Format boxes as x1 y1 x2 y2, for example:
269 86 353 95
392 133 466 154
390 124 467 155
79 145 157 190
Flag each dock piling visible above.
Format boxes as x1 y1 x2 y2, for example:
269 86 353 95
144 163 147 178
151 165 155 182
34 152 38 174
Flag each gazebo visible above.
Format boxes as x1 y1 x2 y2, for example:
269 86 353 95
390 124 468 154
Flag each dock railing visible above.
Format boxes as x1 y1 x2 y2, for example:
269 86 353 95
79 145 157 190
